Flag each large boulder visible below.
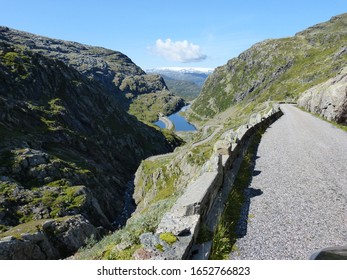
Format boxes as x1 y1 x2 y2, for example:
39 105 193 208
298 68 347 124
0 215 100 260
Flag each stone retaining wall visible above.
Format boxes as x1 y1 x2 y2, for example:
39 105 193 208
136 106 283 260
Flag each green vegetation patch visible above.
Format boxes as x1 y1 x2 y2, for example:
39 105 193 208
76 199 175 260
159 232 177 245
0 181 17 196
210 130 263 260
187 144 213 166
138 157 181 204
191 20 347 119
128 91 183 123
164 78 202 101
38 183 86 218
106 244 142 260
48 98 66 115
0 216 72 239
1 50 32 80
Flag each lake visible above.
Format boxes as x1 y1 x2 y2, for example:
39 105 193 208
154 105 196 131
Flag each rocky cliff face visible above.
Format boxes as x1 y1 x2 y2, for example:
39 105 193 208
0 215 100 260
0 41 175 258
191 14 347 118
0 26 184 122
298 68 347 124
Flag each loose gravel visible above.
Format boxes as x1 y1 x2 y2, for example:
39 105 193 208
229 105 347 260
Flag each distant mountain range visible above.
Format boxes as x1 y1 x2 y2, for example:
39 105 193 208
146 67 214 101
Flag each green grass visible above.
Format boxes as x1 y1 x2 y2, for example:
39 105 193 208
0 216 73 239
191 25 347 119
210 130 263 260
0 181 17 196
187 144 213 166
137 157 181 204
106 244 142 260
128 92 183 123
75 198 175 259
40 184 86 218
48 98 66 115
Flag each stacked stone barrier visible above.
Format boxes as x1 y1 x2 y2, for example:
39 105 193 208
135 105 283 260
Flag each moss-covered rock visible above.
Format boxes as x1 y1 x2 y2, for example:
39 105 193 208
0 215 100 259
159 232 177 245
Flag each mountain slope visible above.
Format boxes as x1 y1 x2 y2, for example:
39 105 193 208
0 26 183 121
0 40 175 247
160 75 202 102
191 14 347 118
146 67 213 101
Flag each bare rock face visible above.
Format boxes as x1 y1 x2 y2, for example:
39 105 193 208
0 215 100 260
298 68 347 124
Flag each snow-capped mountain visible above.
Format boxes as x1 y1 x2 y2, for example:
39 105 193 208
146 67 214 101
146 67 214 75
146 67 214 86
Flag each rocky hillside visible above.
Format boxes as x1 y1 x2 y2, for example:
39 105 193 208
298 67 347 124
0 26 183 122
0 41 176 259
146 68 213 101
159 76 202 102
191 13 347 119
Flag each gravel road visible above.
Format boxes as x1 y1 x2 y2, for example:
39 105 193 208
192 125 222 147
159 115 174 130
229 105 347 260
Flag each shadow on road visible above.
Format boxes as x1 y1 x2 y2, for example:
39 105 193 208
235 187 263 238
233 142 263 239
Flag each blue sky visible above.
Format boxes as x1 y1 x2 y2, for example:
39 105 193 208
1 0 346 69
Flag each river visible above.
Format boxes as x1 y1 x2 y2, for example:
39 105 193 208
112 178 136 229
154 105 196 131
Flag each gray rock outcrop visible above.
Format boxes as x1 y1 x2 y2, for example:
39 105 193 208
298 68 347 124
0 215 99 260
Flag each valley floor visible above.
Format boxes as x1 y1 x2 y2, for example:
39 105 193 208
230 105 347 260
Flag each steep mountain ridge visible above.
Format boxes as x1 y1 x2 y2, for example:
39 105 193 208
0 40 176 258
146 67 213 101
0 26 183 121
191 13 347 119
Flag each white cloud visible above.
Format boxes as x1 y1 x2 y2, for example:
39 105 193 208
152 38 207 63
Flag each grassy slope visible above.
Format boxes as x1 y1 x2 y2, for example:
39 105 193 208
191 14 347 118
